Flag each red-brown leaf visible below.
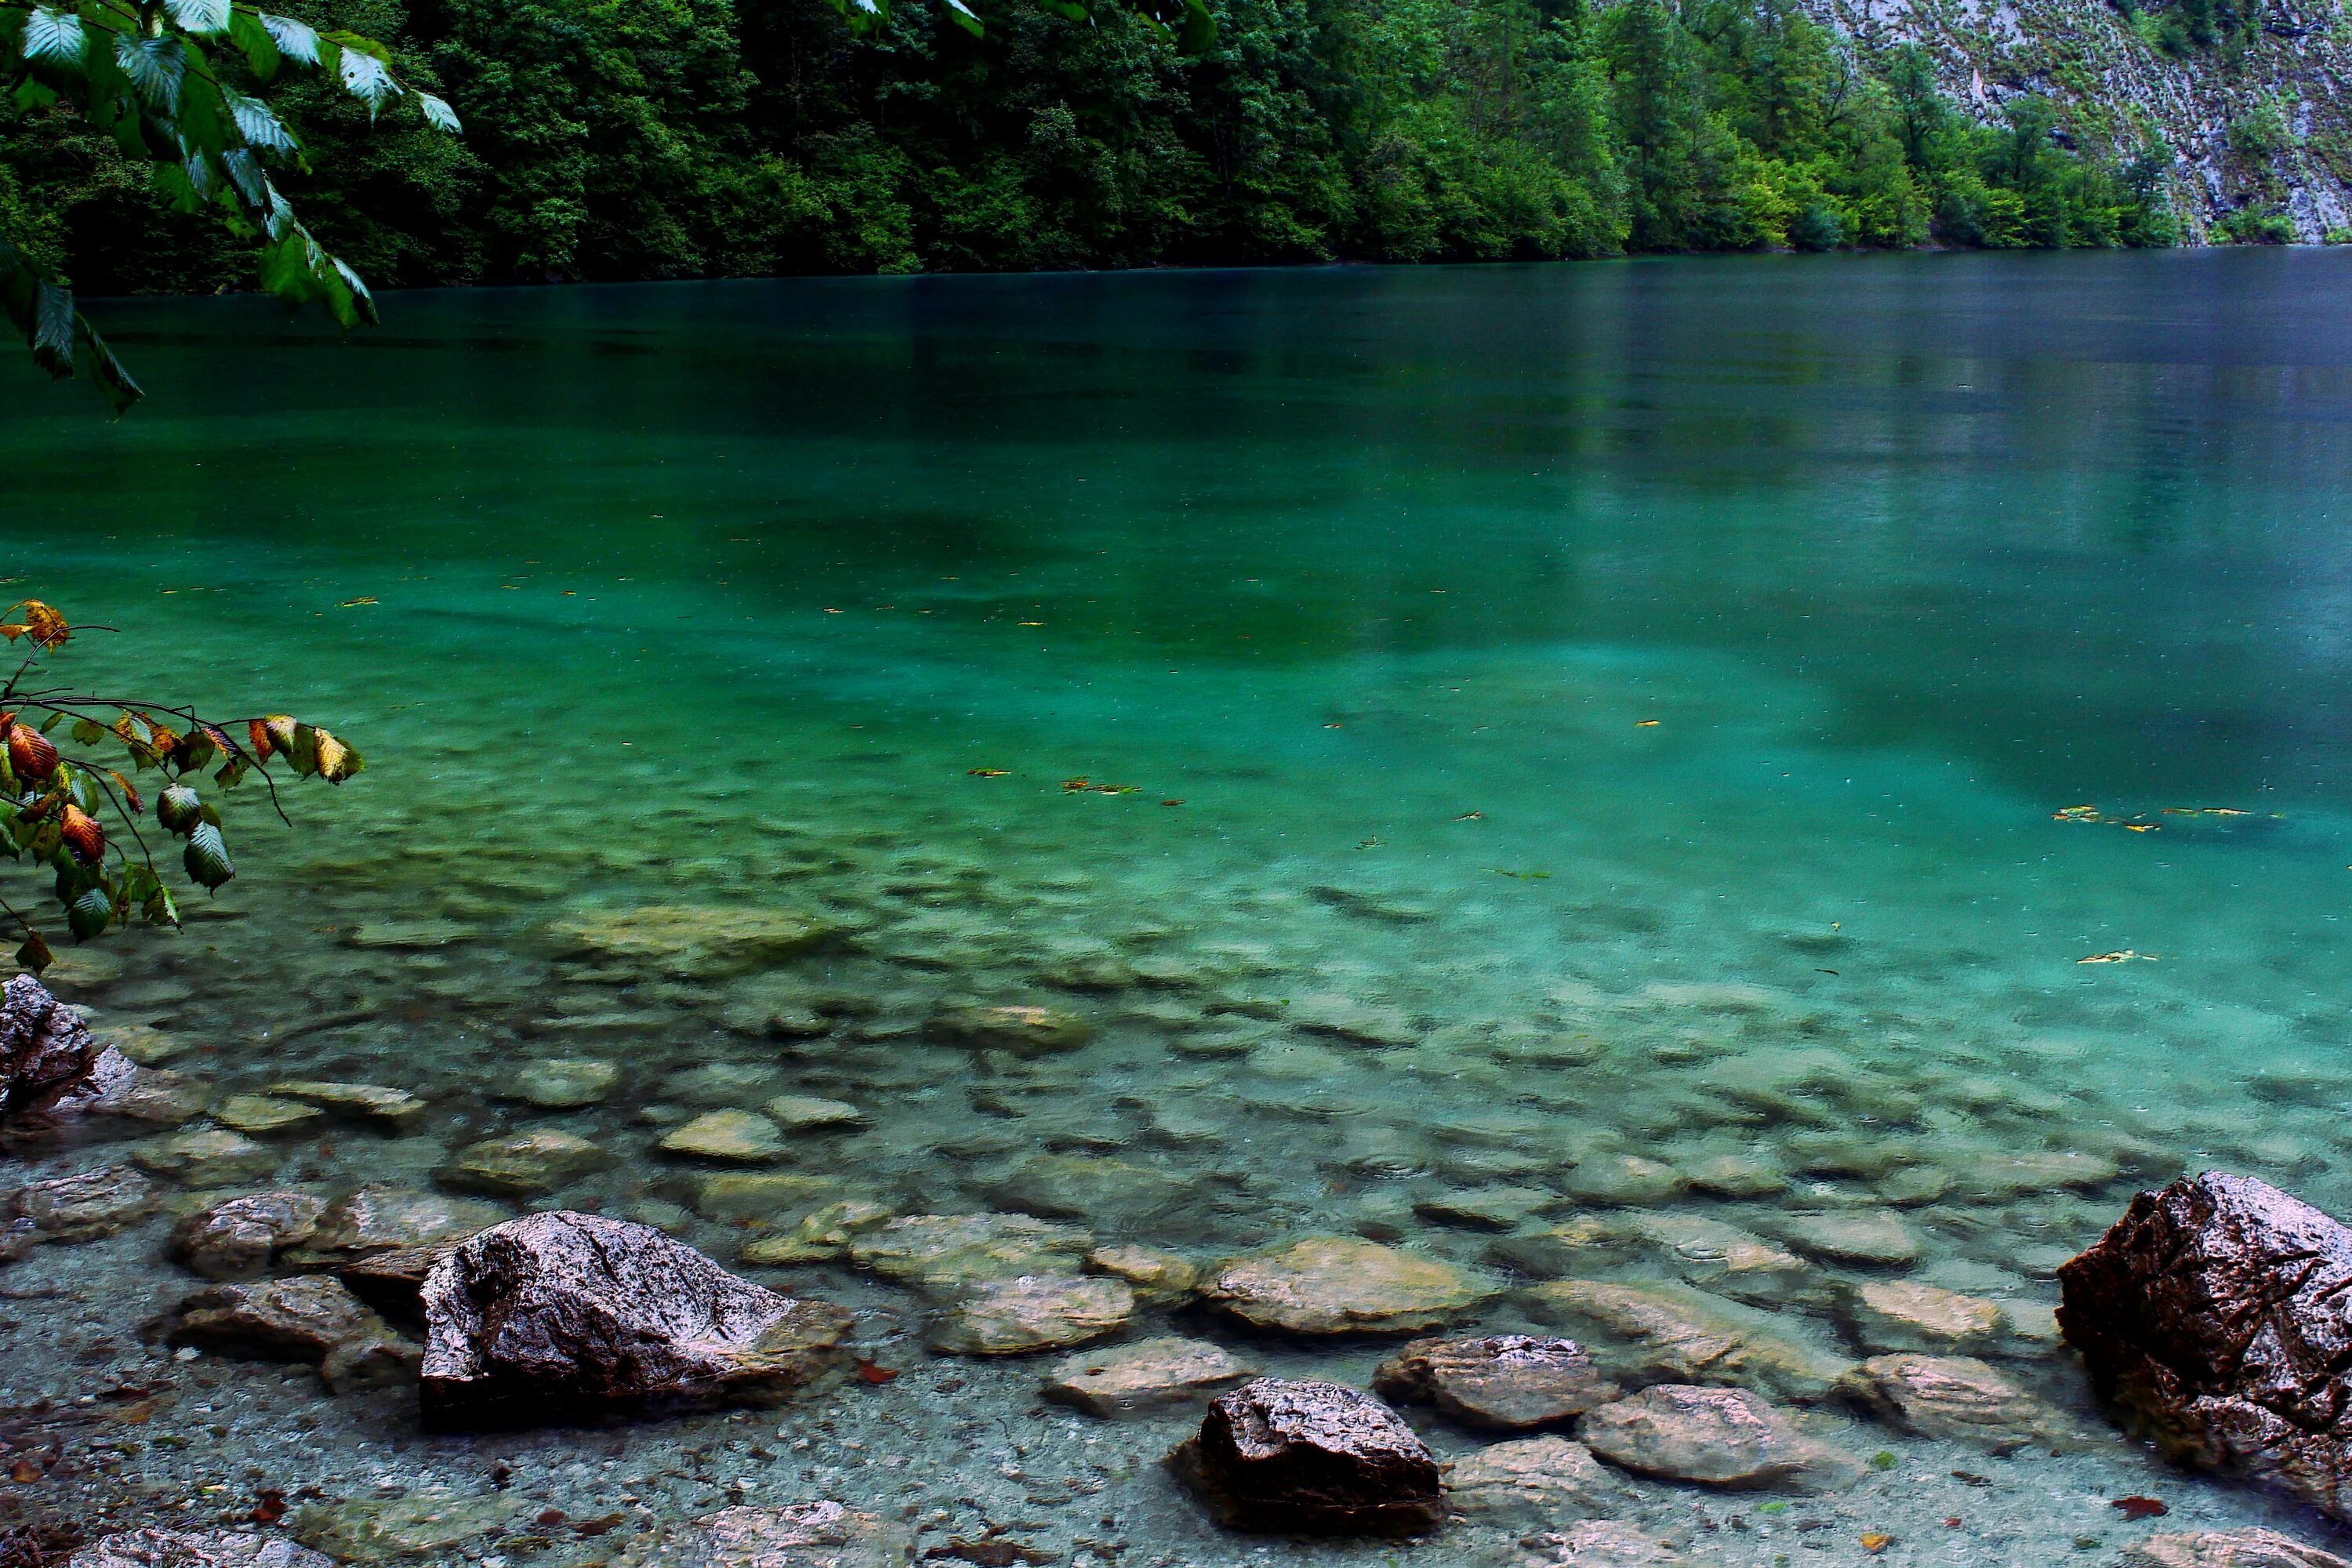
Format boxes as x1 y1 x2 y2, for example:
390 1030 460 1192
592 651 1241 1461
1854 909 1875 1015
2112 1497 2169 1520
59 804 104 866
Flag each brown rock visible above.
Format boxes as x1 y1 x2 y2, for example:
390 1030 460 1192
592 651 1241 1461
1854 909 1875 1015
2059 1172 2352 1521
6 1163 157 1241
1581 1384 1862 1491
1372 1334 1620 1429
1538 1520 1693 1566
165 1275 422 1393
68 1529 336 1567
1844 1279 2007 1354
1084 1243 1198 1303
1169 1377 1445 1536
2124 1529 2352 1567
1526 1279 1851 1401
419 1210 850 1428
169 1191 327 1280
1836 1353 2078 1451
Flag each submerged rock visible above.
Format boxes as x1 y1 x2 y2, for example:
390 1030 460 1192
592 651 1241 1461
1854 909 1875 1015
549 905 832 978
1169 1377 1445 1536
763 1094 866 1131
1042 1336 1258 1415
211 1094 325 1138
296 1183 508 1261
2123 1529 2352 1567
6 1163 157 1241
929 1272 1134 1354
1527 1279 1851 1401
925 1002 1094 1054
1580 1384 1862 1491
1767 1209 1921 1268
437 1129 611 1197
419 1210 850 1427
265 1080 429 1129
290 1487 519 1563
165 1275 421 1393
660 1109 789 1163
1836 1353 2078 1450
69 1529 336 1567
1372 1334 1620 1429
1085 1243 1198 1303
672 1502 911 1568
502 1056 622 1109
1203 1236 1498 1334
1842 1279 2007 1354
849 1212 1092 1294
1537 1519 1693 1566
170 1191 328 1280
132 1127 279 1187
2059 1171 2352 1520
1444 1435 1625 1522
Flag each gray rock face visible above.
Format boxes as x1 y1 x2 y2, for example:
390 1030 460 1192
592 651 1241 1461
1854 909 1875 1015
68 1530 336 1567
165 1275 422 1393
1170 1377 1445 1536
1580 1384 1863 1491
6 1163 157 1242
2059 1171 2352 1522
419 1210 851 1428
1537 1520 1693 1566
675 1502 912 1568
2124 1529 2352 1567
170 1191 327 1280
1372 1334 1620 1429
0 973 102 1123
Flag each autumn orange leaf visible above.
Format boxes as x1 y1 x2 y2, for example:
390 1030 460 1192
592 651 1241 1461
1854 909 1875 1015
967 768 1010 778
59 805 105 866
6 720 56 781
0 600 71 650
106 771 143 814
854 1358 900 1385
1860 1535 1892 1554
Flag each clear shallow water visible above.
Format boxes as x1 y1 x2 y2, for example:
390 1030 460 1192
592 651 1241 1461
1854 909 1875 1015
3 252 2352 1563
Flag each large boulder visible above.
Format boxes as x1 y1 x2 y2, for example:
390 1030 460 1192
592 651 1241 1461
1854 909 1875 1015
1168 1377 1445 1536
419 1210 851 1428
0 974 136 1137
2059 1172 2352 1521
68 1530 335 1567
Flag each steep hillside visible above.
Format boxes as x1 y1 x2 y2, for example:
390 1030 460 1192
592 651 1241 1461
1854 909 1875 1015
1806 0 2352 237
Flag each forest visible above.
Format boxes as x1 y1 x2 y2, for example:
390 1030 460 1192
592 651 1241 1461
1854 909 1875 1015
1 0 2179 299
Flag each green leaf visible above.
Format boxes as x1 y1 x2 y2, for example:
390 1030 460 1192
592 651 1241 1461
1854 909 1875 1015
114 33 187 114
223 89 296 152
156 783 201 836
66 884 111 940
183 819 234 890
37 712 61 735
416 91 460 132
336 43 397 115
227 9 280 78
1177 0 1214 53
257 12 320 66
70 719 104 746
15 929 53 975
74 314 143 415
942 0 985 34
18 7 83 66
165 0 232 35
13 80 58 113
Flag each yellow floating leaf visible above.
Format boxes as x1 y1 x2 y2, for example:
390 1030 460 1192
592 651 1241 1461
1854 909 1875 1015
2079 949 2158 964
1860 1535 1893 1555
338 596 379 608
1635 719 1661 728
967 768 1009 778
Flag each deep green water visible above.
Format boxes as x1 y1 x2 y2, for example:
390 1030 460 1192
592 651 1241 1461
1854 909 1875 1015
5 251 2352 1563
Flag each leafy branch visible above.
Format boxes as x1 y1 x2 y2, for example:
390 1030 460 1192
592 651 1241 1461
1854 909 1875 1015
0 0 462 412
0 601 362 974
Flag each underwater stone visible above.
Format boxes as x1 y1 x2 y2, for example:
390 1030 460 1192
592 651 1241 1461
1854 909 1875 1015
1086 1243 1199 1303
763 1094 866 1131
165 1275 421 1393
69 1529 336 1567
1843 1279 2007 1354
6 1163 158 1241
1954 1148 2122 1198
849 1212 1093 1293
660 1109 789 1163
1372 1334 1620 1429
1534 1520 1691 1566
1617 1212 1815 1308
2059 1171 2352 1523
419 1210 850 1428
1563 1153 1685 1207
1681 1152 1789 1199
548 904 833 978
501 1056 621 1109
437 1129 611 1197
132 1127 280 1187
171 1190 328 1280
1169 1377 1445 1536
1581 1384 1863 1491
290 1488 520 1563
2123 1530 2352 1567
297 1183 509 1260
1042 1335 1258 1415
661 1062 786 1105
1526 1279 1852 1402
1287 993 1419 1047
96 1067 213 1127
675 1502 911 1568
1443 1435 1626 1523
1836 1353 2079 1451
695 1171 842 1223
925 1002 1094 1054
739 1198 894 1265
1413 1185 1561 1232
265 1080 430 1129
1767 1209 1921 1268
928 1272 1135 1354
1203 1236 1499 1334
211 1094 325 1137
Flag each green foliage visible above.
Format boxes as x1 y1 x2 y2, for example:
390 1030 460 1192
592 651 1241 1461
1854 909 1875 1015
3 0 2175 368
0 602 364 974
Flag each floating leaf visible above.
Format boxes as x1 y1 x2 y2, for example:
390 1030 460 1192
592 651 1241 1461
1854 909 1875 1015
2078 949 2156 964
337 596 378 608
183 820 234 891
967 768 1009 778
1859 1536 1892 1555
1635 719 1661 727
2111 1497 2168 1520
854 1358 899 1385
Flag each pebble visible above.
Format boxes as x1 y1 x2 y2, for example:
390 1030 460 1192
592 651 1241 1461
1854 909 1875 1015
763 1094 867 1130
499 1055 621 1109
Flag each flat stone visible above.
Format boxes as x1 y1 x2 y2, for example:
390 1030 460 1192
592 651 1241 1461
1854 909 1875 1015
926 1003 1093 1054
989 1152 1192 1223
437 1129 610 1197
96 1067 213 1127
1444 1435 1624 1523
7 1163 157 1240
1769 1209 1921 1268
501 1056 621 1109
1581 1383 1863 1490
1288 994 1419 1047
1565 1153 1685 1207
762 1095 866 1131
1621 1211 1813 1307
1541 1520 1693 1566
1085 1243 1198 1303
92 1022 188 1066
550 905 832 978
741 1199 895 1265
1413 1185 1561 1231
661 1109 789 1163
1170 1377 1444 1536
266 1080 430 1129
1373 1334 1620 1429
165 1275 422 1393
695 1171 842 1224
298 1184 508 1259
335 1240 470 1316
1956 1148 2122 1197
212 1094 325 1136
674 1502 911 1568
1836 1353 2078 1451
69 1530 336 1567
290 1488 517 1563
1203 1236 1499 1334
420 1210 850 1427
171 1190 327 1279
1526 1279 1852 1401
132 1127 279 1187
849 1213 1092 1294
930 1272 1134 1354
1846 1279 2007 1353
662 1062 786 1105
1682 1153 1788 1199
2125 1530 2352 1567
1042 1335 1257 1414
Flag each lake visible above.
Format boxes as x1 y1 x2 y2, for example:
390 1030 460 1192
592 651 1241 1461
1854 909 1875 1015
3 252 2350 1564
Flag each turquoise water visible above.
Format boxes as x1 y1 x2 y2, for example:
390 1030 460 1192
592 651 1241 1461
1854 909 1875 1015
4 251 2352 1563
